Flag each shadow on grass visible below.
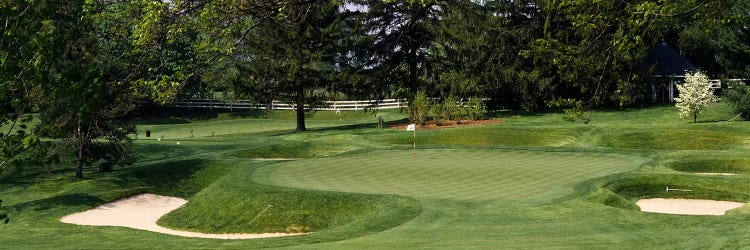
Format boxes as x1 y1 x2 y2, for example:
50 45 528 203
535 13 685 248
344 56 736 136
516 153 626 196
266 122 380 137
120 159 210 197
9 193 104 212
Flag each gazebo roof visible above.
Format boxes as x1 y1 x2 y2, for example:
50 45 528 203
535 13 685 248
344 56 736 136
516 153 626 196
645 42 698 77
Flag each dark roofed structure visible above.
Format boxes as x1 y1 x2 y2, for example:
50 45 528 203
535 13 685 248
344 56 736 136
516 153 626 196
645 42 698 76
646 42 700 102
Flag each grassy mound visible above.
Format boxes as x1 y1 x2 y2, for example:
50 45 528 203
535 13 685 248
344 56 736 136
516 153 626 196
604 175 750 207
599 128 747 150
158 160 421 235
665 157 750 174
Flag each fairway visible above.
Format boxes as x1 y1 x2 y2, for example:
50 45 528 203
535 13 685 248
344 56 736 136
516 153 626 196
255 149 640 202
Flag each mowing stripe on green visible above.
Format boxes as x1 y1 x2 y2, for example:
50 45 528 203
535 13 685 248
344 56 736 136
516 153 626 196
254 149 640 202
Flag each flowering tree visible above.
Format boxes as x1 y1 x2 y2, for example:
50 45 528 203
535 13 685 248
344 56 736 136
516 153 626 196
674 72 717 123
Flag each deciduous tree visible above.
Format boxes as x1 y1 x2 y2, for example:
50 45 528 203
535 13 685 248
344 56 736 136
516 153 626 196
2 0 138 179
674 72 717 123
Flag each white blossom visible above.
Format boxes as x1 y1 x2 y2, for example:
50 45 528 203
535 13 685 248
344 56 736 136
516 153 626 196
674 72 717 122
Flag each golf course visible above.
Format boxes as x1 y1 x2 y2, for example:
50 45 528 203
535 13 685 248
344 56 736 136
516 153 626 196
2 103 750 249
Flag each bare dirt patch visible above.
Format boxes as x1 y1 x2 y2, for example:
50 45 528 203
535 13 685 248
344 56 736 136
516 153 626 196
60 193 304 239
636 198 745 215
389 119 505 130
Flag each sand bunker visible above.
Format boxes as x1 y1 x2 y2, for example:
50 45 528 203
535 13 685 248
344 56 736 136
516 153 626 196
636 198 745 215
60 193 303 239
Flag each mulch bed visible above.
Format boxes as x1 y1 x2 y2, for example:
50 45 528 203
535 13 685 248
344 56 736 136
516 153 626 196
389 119 505 130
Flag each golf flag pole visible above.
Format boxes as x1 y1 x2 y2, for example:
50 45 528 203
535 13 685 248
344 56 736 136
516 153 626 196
406 124 416 149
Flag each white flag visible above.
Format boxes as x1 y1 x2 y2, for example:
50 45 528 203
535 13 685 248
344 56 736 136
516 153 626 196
406 124 416 131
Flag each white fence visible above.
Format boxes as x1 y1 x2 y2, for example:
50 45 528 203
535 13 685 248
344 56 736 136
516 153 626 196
169 99 406 111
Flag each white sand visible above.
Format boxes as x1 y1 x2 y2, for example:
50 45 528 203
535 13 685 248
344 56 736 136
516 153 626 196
60 193 304 239
636 198 745 215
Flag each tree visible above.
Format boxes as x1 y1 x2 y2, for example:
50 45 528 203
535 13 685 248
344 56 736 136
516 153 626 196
1 0 138 179
232 0 347 132
0 0 49 173
677 0 750 78
674 72 717 123
133 0 354 132
350 0 443 99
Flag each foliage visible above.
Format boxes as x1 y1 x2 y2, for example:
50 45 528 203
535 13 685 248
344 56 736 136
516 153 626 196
408 91 431 125
674 72 717 122
677 0 750 79
0 0 141 179
432 95 461 125
465 97 487 121
349 0 442 99
546 98 591 124
0 0 49 174
725 83 750 120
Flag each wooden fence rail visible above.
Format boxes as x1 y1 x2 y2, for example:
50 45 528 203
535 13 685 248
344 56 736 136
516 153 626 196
168 99 406 111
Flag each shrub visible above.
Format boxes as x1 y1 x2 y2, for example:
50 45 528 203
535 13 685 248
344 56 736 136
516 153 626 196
546 98 590 123
466 97 487 121
726 83 750 120
444 95 462 121
408 91 431 126
433 95 461 126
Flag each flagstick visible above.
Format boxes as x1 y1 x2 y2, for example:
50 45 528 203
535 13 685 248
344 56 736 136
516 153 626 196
413 128 416 149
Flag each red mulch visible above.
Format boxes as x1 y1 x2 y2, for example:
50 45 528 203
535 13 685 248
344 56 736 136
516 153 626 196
389 119 505 130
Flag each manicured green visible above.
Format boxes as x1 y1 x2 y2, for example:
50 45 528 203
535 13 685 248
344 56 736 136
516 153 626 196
3 102 750 248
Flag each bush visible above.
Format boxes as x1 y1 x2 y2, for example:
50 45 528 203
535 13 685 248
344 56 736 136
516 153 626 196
726 83 750 120
432 95 461 126
466 97 487 121
408 91 431 126
546 98 590 123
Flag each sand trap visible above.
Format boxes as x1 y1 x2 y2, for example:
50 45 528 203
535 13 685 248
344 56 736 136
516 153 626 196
636 198 745 215
694 172 740 176
60 193 304 239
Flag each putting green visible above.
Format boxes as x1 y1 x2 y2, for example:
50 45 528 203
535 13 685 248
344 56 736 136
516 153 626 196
254 149 641 203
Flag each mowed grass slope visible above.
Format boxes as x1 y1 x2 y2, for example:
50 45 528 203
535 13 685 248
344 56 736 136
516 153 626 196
4 102 750 248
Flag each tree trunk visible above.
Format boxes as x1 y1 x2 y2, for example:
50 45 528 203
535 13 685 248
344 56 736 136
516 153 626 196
408 49 418 91
694 113 698 123
295 87 306 132
75 125 84 179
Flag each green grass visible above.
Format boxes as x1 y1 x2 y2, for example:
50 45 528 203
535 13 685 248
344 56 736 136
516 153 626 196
4 102 750 248
254 149 641 202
